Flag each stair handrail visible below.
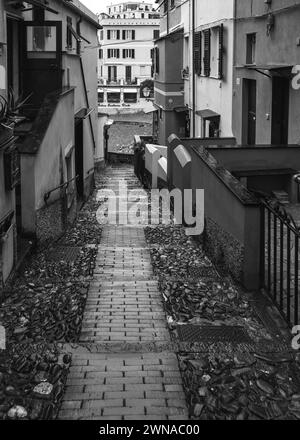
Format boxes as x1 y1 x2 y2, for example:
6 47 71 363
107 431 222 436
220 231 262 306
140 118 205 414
44 175 79 205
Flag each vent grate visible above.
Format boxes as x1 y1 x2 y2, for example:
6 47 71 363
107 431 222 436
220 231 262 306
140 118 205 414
176 325 252 343
47 246 81 263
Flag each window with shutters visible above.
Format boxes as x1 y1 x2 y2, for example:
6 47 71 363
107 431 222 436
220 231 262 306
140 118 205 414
203 29 211 77
193 32 201 76
66 17 73 49
153 29 160 40
246 33 256 65
218 24 224 79
210 27 219 78
122 30 135 40
163 0 168 14
99 49 103 59
123 49 135 59
154 47 159 74
107 30 120 40
107 49 120 58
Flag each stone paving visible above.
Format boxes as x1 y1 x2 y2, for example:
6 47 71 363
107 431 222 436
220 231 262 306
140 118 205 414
59 165 189 420
108 113 152 154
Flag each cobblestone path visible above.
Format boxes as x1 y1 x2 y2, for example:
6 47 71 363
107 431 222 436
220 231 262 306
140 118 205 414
59 165 189 420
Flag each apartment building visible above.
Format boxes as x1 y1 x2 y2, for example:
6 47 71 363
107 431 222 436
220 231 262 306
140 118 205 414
190 0 235 138
0 0 99 287
97 1 160 109
233 0 300 145
152 0 189 145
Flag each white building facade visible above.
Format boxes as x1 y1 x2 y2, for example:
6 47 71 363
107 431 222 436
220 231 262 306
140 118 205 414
97 2 160 110
189 0 235 138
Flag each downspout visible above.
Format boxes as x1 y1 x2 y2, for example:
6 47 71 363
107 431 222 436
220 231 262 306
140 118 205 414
232 0 237 140
192 0 196 137
77 17 97 153
167 1 169 35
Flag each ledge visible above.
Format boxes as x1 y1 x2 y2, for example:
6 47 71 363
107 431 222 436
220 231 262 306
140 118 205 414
191 146 259 206
19 87 75 155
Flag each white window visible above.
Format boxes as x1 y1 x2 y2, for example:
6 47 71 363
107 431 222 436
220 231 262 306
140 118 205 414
210 27 219 78
123 49 135 59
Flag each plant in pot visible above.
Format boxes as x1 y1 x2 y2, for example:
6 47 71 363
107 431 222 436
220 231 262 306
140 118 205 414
0 89 33 145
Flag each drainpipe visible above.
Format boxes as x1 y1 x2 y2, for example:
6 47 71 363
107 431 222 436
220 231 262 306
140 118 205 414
167 1 169 35
192 0 196 137
232 0 237 140
77 17 97 153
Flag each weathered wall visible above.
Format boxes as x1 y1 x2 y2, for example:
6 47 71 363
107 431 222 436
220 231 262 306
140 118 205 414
21 90 76 240
233 0 300 144
168 135 261 289
192 0 235 137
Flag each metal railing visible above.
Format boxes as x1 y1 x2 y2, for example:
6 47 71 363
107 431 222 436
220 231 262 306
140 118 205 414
44 175 78 205
261 200 300 326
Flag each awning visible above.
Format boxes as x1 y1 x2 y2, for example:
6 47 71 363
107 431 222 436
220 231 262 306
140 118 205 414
244 64 293 78
144 103 159 114
104 119 114 127
196 109 220 121
19 0 58 14
174 106 189 113
75 108 94 120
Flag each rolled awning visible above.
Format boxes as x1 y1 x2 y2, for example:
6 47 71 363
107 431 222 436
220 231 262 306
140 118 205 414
196 109 220 121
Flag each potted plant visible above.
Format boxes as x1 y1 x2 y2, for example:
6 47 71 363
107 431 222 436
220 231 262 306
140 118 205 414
0 89 32 145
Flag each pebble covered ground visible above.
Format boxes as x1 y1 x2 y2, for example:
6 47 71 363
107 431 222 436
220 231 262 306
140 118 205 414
108 113 152 155
145 224 300 420
1 166 300 421
0 190 101 419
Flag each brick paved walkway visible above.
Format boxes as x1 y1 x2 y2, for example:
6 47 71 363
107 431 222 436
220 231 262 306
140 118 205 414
59 165 189 420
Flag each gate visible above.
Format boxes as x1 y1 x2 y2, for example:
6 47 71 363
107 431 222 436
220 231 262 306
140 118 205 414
261 200 300 326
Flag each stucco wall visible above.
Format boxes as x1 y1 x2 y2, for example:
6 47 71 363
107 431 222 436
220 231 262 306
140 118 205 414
99 21 159 83
233 0 300 144
168 136 261 289
21 90 75 238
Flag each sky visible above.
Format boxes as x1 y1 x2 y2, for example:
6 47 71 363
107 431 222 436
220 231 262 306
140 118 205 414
80 0 156 15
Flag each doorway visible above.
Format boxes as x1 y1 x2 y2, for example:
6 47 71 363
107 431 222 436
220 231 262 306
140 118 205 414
244 79 257 145
22 21 62 109
271 77 290 145
126 66 132 84
75 119 84 201
108 66 117 83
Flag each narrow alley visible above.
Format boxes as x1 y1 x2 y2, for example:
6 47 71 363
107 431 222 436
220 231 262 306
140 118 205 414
59 165 188 420
1 163 300 421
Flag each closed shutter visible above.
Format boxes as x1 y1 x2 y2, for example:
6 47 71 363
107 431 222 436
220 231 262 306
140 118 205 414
203 29 211 77
218 24 224 80
155 47 159 74
193 31 201 76
151 48 154 76
107 29 111 40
